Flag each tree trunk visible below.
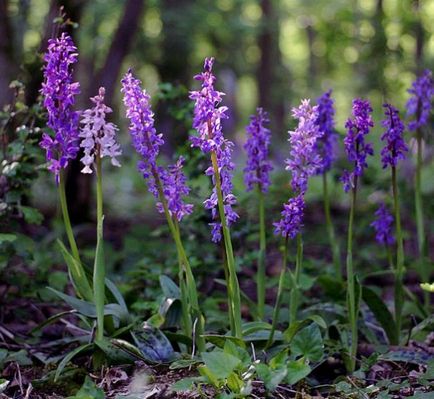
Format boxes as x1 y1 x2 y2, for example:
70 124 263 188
0 0 16 108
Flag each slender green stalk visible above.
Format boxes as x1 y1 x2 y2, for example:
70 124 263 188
221 247 235 334
289 234 303 325
415 132 429 309
392 166 405 337
210 150 242 338
151 169 205 352
94 156 105 341
386 245 394 270
415 132 425 257
346 178 358 373
58 171 93 301
266 236 288 348
323 173 341 280
257 187 267 320
59 171 81 263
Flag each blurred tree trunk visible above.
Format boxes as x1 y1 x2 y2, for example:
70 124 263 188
413 0 424 73
370 0 387 95
157 0 193 153
256 0 286 136
87 0 145 103
0 0 16 108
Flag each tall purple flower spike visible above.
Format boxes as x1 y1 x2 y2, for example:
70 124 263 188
371 202 395 246
79 87 122 174
243 108 273 192
314 90 338 174
121 70 193 222
406 69 433 132
39 33 80 183
380 103 408 169
341 98 374 193
190 57 238 242
285 99 323 194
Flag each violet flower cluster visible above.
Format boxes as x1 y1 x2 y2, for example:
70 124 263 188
341 99 374 192
79 87 122 174
190 57 238 242
314 90 338 174
39 33 81 182
380 104 408 169
274 100 322 239
243 108 273 192
285 99 323 194
274 194 305 239
371 203 395 246
121 70 192 222
406 69 433 131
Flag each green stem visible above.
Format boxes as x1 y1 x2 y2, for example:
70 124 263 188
257 187 266 320
210 150 242 338
94 156 105 341
415 132 429 309
386 245 394 270
266 236 288 348
392 166 405 337
58 171 93 302
222 246 235 334
58 171 80 263
323 173 341 280
152 169 205 352
346 179 358 373
289 234 303 325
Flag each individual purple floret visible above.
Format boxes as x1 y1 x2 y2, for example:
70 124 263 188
190 57 239 242
121 70 192 222
314 90 338 174
156 156 194 222
380 104 408 169
243 108 273 192
285 99 323 194
406 69 433 131
79 87 122 174
274 194 305 239
371 203 395 246
341 99 374 192
39 33 81 182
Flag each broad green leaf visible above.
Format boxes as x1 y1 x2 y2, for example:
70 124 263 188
67 376 104 399
171 377 203 392
57 240 93 302
133 326 175 363
159 275 181 299
242 321 271 336
95 338 138 364
201 351 241 380
256 363 287 392
362 286 398 345
55 343 93 381
269 350 288 369
19 205 43 225
223 340 250 364
286 359 311 385
291 324 324 362
0 234 16 245
202 334 246 349
226 372 244 393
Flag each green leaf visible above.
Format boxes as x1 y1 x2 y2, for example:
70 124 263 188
67 376 104 399
159 275 181 299
30 310 77 335
171 377 203 392
95 338 138 364
362 286 398 345
202 334 246 349
0 234 17 245
286 359 311 385
19 205 43 225
256 363 286 392
226 372 244 393
5 349 32 366
242 321 271 336
47 287 130 324
55 343 93 381
133 326 175 363
291 324 324 362
201 351 241 380
57 240 93 302
269 350 288 369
